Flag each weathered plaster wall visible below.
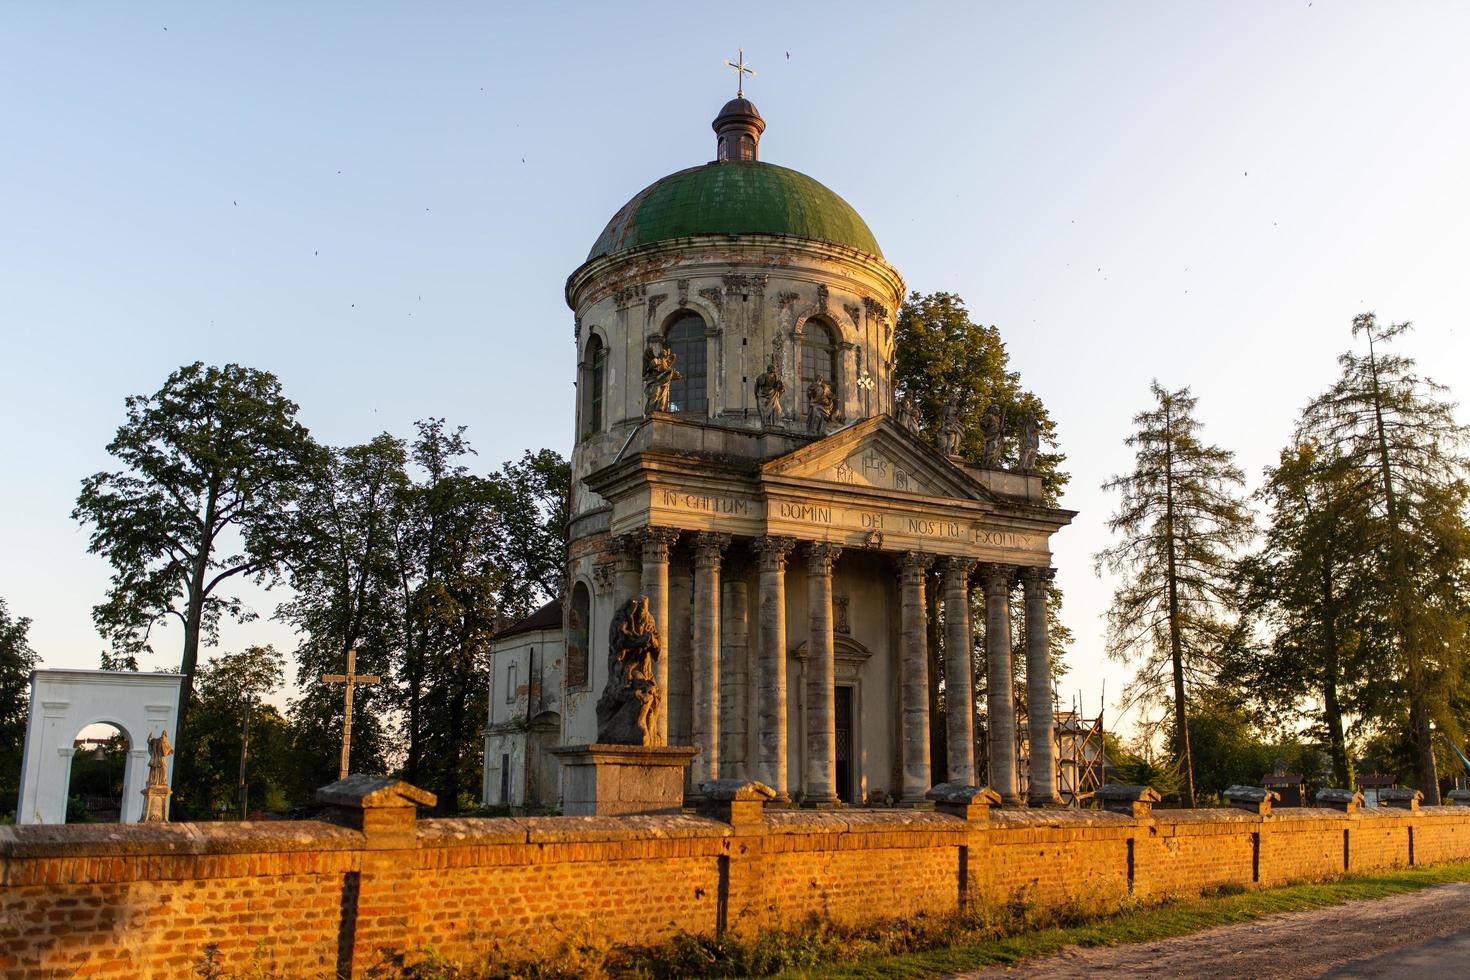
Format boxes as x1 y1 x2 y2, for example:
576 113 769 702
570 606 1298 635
4 804 1468 978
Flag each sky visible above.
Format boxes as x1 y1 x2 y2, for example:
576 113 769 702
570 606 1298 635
2 2 1469 737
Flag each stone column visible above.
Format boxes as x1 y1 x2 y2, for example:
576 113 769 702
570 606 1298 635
640 525 681 744
755 535 796 803
1023 567 1061 806
942 558 978 786
691 532 729 787
898 551 933 805
983 563 1020 805
612 534 642 608
804 542 843 807
720 563 751 779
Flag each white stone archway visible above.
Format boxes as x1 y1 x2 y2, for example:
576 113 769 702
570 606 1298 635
16 669 183 825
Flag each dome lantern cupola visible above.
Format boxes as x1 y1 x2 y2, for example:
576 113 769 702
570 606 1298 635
713 97 765 161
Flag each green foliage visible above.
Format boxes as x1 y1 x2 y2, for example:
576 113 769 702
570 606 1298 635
894 291 1073 751
1290 314 1470 800
277 418 570 812
1096 382 1254 806
72 362 322 793
1229 440 1376 786
175 645 295 818
894 291 1067 503
0 598 37 818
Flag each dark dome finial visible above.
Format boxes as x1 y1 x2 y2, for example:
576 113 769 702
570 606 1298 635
713 97 765 162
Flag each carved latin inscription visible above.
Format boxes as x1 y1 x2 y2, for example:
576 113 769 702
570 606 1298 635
658 488 753 516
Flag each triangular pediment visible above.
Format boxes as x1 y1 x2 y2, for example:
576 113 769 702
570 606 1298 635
761 415 992 502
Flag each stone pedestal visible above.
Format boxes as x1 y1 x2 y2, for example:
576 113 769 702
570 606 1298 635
551 744 698 816
141 781 170 823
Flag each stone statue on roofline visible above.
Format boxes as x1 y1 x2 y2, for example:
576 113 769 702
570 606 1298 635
895 391 922 435
642 340 680 414
939 395 964 457
755 357 785 427
1017 410 1040 471
806 376 838 435
596 596 664 745
980 403 1004 469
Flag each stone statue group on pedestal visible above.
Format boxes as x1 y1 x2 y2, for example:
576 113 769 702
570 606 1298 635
596 596 664 745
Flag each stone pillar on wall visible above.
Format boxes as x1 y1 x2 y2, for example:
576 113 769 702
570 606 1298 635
898 551 933 805
983 563 1021 805
804 542 843 807
720 560 751 779
941 558 978 787
755 535 796 804
691 532 729 787
640 526 681 744
1022 567 1062 806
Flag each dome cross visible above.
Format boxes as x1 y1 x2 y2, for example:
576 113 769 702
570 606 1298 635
724 49 756 98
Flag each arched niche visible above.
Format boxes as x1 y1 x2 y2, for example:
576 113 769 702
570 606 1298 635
16 669 182 824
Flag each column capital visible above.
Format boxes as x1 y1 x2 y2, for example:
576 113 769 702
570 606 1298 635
753 535 797 571
638 525 682 561
612 532 642 560
893 550 932 580
940 556 979 585
1020 565 1056 589
694 532 732 566
592 561 617 589
980 562 1017 595
805 541 843 574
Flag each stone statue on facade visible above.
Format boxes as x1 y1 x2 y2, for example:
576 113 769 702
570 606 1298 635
755 358 785 427
642 340 681 415
595 596 664 745
980 403 1004 469
939 395 964 456
1017 410 1040 471
896 392 922 435
141 729 172 823
806 377 838 436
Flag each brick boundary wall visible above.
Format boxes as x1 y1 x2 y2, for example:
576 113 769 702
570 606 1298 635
4 787 1470 978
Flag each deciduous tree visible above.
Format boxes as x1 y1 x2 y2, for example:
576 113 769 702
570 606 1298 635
73 363 321 798
0 598 37 817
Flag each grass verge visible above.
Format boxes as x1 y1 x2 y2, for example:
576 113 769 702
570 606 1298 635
384 860 1470 980
801 860 1470 978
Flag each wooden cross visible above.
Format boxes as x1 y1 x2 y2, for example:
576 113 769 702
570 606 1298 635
724 48 756 98
321 648 381 781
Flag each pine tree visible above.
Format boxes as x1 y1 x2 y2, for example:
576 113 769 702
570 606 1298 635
1297 314 1470 803
1096 382 1254 806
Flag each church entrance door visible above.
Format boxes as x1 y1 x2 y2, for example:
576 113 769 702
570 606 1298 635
835 686 854 803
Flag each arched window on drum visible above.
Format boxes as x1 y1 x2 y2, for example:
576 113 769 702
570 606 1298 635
664 312 708 416
800 320 838 393
567 582 590 690
582 335 606 435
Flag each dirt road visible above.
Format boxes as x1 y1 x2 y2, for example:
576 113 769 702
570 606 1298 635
963 881 1470 979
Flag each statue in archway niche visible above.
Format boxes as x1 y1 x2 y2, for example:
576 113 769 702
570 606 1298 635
980 403 1005 469
1017 411 1040 471
596 597 664 745
806 377 839 435
755 358 786 427
642 340 680 414
939 396 964 456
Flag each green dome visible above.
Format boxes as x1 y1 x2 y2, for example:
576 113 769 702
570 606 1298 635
587 161 882 261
